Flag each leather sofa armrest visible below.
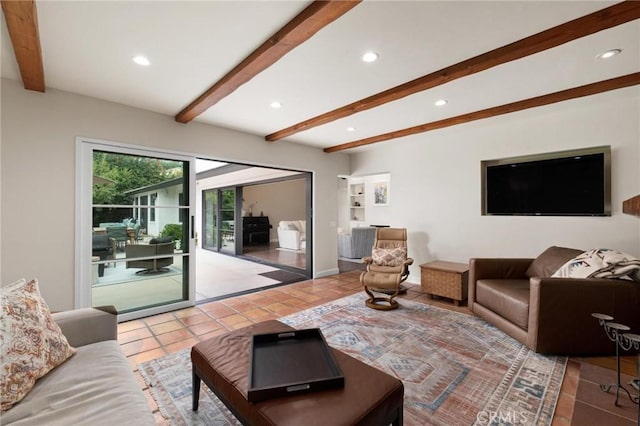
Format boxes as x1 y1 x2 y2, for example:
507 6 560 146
52 306 117 347
469 258 533 308
528 277 640 354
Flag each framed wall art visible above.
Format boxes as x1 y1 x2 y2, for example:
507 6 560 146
373 181 389 206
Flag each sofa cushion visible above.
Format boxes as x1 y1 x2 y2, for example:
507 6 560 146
1 340 155 425
526 246 583 278
1 279 76 412
476 279 530 330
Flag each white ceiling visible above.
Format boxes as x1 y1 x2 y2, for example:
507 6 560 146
2 1 638 152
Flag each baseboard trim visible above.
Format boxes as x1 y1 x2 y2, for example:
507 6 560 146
315 268 340 278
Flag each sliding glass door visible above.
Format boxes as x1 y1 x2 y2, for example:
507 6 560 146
202 187 238 254
77 139 195 321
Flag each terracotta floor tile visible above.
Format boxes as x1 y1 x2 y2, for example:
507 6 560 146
150 320 184 335
164 337 199 354
199 328 229 341
172 307 203 318
571 401 637 426
264 302 291 313
142 312 177 326
199 303 236 317
155 328 195 346
121 336 161 357
550 416 571 426
118 327 152 344
243 307 272 320
553 391 576 420
566 359 582 377
296 293 322 302
226 301 259 313
178 312 212 326
560 372 580 396
218 313 250 328
187 320 224 336
117 319 146 333
281 297 309 308
229 321 253 330
127 348 166 369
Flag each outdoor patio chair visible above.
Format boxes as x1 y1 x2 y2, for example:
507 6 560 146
107 225 129 249
125 237 174 274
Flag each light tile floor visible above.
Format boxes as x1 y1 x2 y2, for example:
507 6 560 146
117 271 636 425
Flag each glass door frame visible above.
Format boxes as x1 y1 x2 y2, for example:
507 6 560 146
201 186 243 255
75 137 196 322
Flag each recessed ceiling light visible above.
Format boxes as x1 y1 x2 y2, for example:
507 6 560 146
270 101 282 109
362 51 379 63
132 55 151 66
346 127 356 132
597 49 622 59
434 99 448 106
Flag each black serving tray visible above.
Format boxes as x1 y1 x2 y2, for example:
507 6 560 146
247 328 344 402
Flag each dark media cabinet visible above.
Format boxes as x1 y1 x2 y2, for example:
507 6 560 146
243 216 271 246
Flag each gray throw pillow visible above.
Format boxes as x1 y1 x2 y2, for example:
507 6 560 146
526 246 584 278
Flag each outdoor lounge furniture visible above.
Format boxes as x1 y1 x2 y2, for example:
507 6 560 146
106 224 129 249
125 237 174 274
91 234 116 277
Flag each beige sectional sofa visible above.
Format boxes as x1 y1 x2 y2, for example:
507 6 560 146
3 307 155 425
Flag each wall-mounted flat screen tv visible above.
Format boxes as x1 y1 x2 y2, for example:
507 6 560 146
482 146 611 216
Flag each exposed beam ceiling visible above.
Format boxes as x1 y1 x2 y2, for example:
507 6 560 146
267 1 640 142
1 0 44 92
324 72 640 153
175 0 361 124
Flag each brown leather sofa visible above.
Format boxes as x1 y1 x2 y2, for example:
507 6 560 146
469 246 640 355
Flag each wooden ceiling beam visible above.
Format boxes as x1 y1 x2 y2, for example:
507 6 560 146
267 1 640 142
175 0 361 124
323 72 640 153
1 0 45 92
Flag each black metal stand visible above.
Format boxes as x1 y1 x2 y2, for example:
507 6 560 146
592 313 640 425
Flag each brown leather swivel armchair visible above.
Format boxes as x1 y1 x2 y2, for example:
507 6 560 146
469 246 640 355
360 228 414 310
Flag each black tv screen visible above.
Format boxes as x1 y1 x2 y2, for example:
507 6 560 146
482 146 611 216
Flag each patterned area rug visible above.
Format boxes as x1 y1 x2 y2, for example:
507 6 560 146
139 294 566 425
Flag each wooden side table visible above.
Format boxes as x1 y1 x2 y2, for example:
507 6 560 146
420 261 469 306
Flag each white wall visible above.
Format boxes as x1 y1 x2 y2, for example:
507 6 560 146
1 78 350 310
351 88 640 282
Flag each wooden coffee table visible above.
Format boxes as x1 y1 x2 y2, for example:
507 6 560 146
191 320 404 426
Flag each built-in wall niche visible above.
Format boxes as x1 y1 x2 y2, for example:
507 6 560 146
349 181 365 225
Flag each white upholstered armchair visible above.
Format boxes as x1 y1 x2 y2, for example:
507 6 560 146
277 220 306 251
